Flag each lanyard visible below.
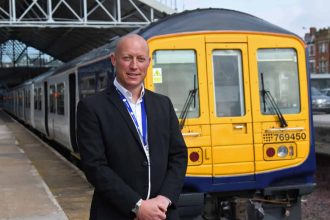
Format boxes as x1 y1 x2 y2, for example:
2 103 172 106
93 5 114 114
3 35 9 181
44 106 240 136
116 88 148 147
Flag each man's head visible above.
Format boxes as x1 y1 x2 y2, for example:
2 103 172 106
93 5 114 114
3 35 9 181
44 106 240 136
110 34 150 92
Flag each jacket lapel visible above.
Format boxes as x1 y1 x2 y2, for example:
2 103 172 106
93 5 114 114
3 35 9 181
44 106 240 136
106 84 143 148
143 90 155 155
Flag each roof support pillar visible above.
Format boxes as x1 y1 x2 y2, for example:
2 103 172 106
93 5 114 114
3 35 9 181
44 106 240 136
117 0 121 22
83 0 88 23
47 0 53 22
10 0 16 23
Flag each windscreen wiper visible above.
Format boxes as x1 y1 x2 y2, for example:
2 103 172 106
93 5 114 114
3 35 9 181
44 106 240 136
179 75 198 130
260 73 288 128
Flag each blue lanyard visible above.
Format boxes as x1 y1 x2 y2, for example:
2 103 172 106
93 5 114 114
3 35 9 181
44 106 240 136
116 89 148 146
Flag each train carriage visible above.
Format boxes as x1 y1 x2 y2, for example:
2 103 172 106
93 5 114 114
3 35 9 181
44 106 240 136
138 9 316 219
4 8 316 219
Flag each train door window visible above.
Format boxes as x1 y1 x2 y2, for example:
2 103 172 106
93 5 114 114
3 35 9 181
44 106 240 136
49 84 56 113
80 75 96 98
34 89 36 110
25 90 28 108
37 88 42 110
257 49 300 114
212 50 245 117
152 50 200 118
27 90 30 108
19 90 22 108
97 72 108 92
18 90 22 108
57 83 65 115
24 90 27 108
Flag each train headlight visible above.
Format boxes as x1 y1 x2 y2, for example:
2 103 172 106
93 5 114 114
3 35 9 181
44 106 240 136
264 143 296 160
277 146 289 158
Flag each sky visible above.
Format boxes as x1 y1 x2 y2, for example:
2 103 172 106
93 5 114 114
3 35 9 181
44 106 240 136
173 0 329 38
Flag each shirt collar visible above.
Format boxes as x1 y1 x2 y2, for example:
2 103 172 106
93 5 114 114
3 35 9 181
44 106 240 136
114 78 145 103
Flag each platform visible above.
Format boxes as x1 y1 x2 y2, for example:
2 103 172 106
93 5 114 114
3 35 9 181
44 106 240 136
313 114 330 155
0 110 93 220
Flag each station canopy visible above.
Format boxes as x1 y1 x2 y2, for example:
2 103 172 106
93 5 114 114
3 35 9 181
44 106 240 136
0 0 174 62
0 0 175 89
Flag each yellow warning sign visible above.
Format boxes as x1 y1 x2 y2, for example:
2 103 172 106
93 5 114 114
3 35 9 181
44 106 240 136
152 68 163 84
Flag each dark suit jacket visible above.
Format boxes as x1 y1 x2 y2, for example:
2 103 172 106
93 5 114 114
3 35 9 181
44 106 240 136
77 84 187 220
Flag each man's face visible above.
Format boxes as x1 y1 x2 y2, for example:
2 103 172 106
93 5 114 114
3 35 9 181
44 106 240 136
111 36 150 91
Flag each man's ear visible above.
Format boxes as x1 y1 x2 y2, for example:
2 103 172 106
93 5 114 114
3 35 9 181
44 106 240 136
110 53 116 66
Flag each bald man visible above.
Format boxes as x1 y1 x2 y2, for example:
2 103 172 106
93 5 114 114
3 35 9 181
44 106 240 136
77 34 187 220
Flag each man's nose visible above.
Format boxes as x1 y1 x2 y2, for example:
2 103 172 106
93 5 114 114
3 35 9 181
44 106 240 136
129 58 138 69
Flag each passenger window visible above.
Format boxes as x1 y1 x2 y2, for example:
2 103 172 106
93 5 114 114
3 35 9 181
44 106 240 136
49 85 56 113
98 72 108 92
212 50 245 117
152 50 200 118
57 83 65 115
257 49 300 114
80 75 96 98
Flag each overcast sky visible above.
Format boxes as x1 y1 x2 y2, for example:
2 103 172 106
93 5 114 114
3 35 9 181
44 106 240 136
173 0 329 38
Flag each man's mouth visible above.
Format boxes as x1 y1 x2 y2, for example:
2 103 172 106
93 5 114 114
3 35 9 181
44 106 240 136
127 72 140 76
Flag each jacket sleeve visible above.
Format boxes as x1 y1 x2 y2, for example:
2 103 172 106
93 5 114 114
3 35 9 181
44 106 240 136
159 97 188 206
76 100 140 215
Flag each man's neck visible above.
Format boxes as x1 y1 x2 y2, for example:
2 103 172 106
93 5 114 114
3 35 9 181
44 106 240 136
130 86 142 103
114 78 143 104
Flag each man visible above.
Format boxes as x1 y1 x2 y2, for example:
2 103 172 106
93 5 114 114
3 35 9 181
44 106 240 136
77 34 187 220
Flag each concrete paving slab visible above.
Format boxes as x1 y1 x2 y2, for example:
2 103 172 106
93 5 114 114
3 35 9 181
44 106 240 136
0 116 68 219
0 109 93 220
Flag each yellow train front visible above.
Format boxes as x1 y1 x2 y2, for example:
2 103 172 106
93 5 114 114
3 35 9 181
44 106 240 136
141 9 316 219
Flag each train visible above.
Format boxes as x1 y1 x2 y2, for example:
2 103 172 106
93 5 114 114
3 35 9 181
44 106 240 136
2 8 316 220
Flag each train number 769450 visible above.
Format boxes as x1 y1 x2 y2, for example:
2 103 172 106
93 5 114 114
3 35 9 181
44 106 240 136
273 132 307 141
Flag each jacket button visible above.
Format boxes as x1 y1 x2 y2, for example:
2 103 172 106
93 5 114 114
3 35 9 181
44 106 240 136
142 161 148 167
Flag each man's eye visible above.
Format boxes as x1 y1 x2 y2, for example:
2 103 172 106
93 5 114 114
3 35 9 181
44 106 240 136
123 57 131 61
137 57 146 62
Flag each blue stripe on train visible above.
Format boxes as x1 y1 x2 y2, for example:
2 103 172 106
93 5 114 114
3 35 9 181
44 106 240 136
183 150 315 193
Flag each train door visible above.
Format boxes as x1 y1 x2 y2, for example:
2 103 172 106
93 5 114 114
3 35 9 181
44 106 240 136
19 89 24 119
69 73 78 152
47 83 56 139
148 35 212 177
31 84 35 128
44 82 50 137
205 43 255 183
22 89 26 121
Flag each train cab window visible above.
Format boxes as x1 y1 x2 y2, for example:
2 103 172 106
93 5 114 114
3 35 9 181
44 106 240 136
57 83 65 115
49 85 56 113
152 50 200 118
37 88 42 110
257 49 300 114
97 72 108 92
212 50 245 117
